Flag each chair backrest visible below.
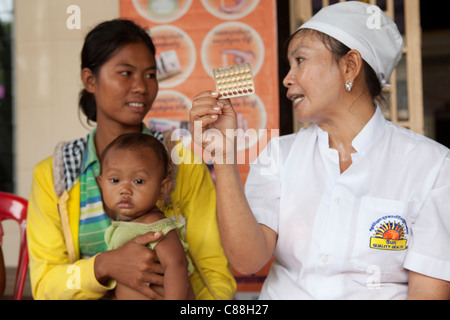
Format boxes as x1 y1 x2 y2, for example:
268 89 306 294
0 192 28 300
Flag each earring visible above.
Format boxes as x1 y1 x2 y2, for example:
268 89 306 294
345 80 353 92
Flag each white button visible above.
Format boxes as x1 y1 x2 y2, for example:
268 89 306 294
334 196 342 205
321 255 330 265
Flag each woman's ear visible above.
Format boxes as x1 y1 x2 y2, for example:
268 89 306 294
81 68 96 94
159 178 173 200
341 49 363 84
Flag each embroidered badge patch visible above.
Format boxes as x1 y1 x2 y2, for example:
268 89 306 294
369 215 408 251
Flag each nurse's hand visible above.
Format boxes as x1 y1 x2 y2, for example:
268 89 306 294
190 91 237 164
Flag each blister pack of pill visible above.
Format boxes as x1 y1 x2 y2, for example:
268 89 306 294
213 62 255 99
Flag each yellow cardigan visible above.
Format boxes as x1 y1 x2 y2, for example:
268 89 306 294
27 142 236 300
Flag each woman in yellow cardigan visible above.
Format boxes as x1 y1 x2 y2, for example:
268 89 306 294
26 19 236 300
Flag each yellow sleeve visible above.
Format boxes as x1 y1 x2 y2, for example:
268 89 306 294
27 157 114 300
168 145 236 300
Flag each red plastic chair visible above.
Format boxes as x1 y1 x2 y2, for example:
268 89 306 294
0 192 29 300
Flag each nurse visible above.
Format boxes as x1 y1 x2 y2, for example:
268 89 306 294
190 2 450 299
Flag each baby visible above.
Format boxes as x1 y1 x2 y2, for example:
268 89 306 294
98 132 193 300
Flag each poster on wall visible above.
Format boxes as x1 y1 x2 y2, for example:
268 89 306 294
120 0 279 299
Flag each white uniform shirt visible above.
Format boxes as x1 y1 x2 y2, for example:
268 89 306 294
245 107 450 300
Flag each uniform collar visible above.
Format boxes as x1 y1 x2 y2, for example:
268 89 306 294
317 106 387 155
351 106 386 154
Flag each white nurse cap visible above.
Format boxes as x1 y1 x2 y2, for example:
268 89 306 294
298 1 403 87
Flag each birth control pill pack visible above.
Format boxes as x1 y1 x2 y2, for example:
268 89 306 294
213 62 255 99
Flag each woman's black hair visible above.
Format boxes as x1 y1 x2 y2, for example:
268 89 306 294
285 28 382 100
79 19 156 124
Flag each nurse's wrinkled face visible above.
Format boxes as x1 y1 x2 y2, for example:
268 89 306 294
283 31 345 125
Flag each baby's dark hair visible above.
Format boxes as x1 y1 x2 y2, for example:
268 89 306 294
79 19 156 124
101 133 170 178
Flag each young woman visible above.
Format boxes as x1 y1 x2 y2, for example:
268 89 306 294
190 2 450 299
27 19 236 300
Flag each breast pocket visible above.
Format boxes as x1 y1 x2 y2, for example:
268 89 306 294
351 196 417 273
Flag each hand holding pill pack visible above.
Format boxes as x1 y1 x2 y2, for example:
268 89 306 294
213 62 255 99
